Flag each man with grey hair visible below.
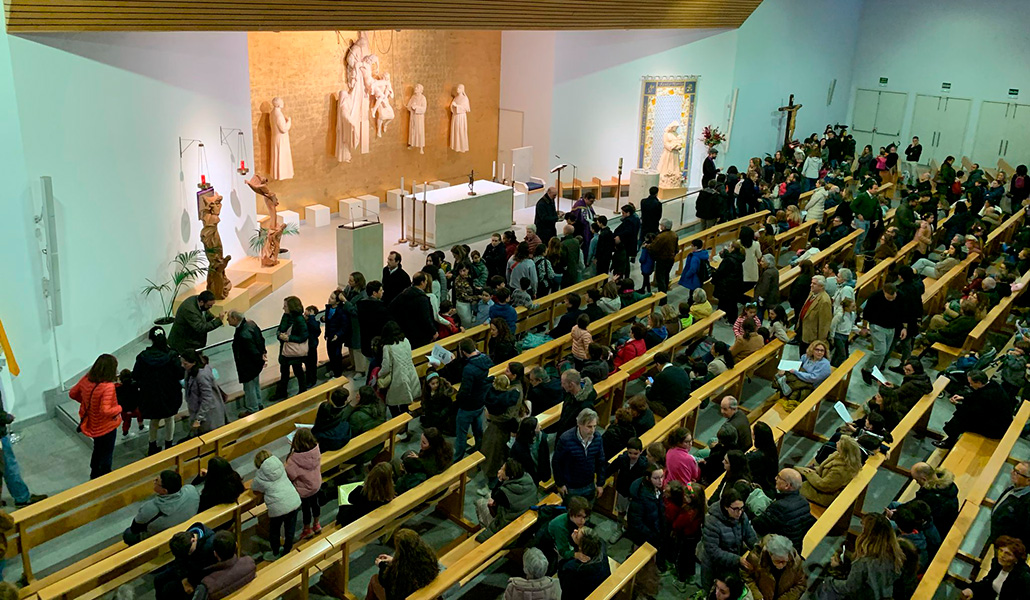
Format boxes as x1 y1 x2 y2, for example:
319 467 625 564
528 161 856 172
554 369 597 435
505 547 558 598
751 468 816 551
989 459 1030 544
552 407 605 501
799 274 832 354
649 217 679 294
719 396 752 449
527 365 562 415
226 310 266 417
754 253 780 320
523 223 542 254
743 533 806 595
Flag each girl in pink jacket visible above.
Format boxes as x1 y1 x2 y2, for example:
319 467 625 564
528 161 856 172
285 428 323 538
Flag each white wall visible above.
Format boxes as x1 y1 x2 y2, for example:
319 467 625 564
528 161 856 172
500 31 556 182
498 0 863 189
0 31 256 418
848 0 1030 160
725 0 862 168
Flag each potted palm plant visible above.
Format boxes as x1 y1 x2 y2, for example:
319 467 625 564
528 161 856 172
142 250 209 325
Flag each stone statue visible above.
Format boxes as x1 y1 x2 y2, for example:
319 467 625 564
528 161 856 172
270 97 294 180
406 84 427 153
343 32 375 155
199 190 232 298
449 84 470 153
246 174 285 267
370 72 395 137
657 121 684 189
335 87 354 163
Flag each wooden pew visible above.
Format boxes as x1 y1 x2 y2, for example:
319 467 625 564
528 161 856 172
9 376 347 587
919 252 978 317
801 377 952 559
853 239 919 307
912 401 1030 599
409 274 610 378
771 220 818 264
584 543 657 600
746 228 861 300
614 310 725 380
221 453 485 600
765 351 864 445
982 207 1025 257
408 493 564 600
34 413 412 600
929 267 1030 368
673 211 770 278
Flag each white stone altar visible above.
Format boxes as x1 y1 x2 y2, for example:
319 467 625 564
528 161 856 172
405 180 514 248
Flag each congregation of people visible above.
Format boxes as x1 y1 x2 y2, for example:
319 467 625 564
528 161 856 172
46 125 1030 600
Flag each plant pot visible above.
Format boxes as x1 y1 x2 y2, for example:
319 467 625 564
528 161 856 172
154 317 175 325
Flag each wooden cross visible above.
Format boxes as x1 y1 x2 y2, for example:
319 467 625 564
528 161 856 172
778 94 803 149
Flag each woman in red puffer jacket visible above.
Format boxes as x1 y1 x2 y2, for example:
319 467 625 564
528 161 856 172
70 354 123 479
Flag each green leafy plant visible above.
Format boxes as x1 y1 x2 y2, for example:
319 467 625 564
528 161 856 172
142 249 209 324
248 222 300 254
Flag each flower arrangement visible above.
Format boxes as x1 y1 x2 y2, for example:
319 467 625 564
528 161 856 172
699 125 726 148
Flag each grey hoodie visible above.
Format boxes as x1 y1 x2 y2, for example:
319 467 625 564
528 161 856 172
134 484 200 537
252 456 302 518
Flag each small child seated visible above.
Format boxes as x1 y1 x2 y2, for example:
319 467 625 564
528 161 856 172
437 300 461 339
473 288 494 327
511 276 539 309
677 302 694 330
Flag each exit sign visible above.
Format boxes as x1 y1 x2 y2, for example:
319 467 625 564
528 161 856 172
879 77 888 88
1010 89 1020 98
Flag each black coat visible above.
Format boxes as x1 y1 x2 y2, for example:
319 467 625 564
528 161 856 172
751 490 816 551
483 242 508 280
356 297 389 357
695 187 720 220
231 319 266 383
953 381 1016 439
646 365 690 412
915 482 959 535
613 213 640 254
535 195 560 243
990 487 1030 544
712 250 744 310
640 194 663 236
133 346 184 419
594 227 615 272
323 304 349 345
388 287 436 349
528 378 563 415
702 157 718 185
626 478 663 547
381 266 411 306
966 560 1030 600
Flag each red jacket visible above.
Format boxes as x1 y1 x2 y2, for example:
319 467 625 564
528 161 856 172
69 376 122 438
663 500 702 538
614 338 647 379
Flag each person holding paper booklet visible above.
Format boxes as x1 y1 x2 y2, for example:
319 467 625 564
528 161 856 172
773 340 831 406
335 462 395 526
859 283 909 386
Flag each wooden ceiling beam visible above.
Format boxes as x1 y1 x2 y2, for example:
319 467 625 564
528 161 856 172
4 0 763 32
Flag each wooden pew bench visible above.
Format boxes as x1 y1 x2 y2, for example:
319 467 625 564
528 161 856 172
584 543 657 600
673 212 769 279
408 493 564 600
33 412 411 600
9 377 347 590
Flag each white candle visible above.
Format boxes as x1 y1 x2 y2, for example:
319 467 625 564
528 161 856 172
401 176 405 193
424 182 428 202
502 163 506 181
512 165 516 183
619 157 623 169
492 161 497 179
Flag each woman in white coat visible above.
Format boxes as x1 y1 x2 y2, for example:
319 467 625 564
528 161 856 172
805 183 828 224
378 321 421 424
738 226 762 292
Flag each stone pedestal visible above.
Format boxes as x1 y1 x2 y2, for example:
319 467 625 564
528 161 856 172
279 210 301 230
429 180 450 190
337 222 384 289
357 194 381 218
629 169 660 203
304 204 331 227
339 198 363 222
386 188 407 210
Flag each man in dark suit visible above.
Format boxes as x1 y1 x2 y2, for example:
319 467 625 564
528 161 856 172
934 370 1016 449
356 281 389 363
989 460 1030 545
645 352 690 413
388 272 437 348
226 310 266 417
534 187 562 244
593 215 615 274
702 148 719 185
639 186 662 239
168 290 223 354
380 251 410 306
720 396 752 449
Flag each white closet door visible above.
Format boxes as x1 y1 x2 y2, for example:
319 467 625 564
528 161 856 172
1004 103 1030 167
972 102 1010 168
872 91 907 150
910 95 942 165
935 97 972 165
851 89 881 151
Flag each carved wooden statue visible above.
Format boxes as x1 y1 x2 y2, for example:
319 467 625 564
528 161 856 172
199 190 232 298
246 174 285 267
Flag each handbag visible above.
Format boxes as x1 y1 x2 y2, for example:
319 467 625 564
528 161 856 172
281 325 307 358
377 371 392 389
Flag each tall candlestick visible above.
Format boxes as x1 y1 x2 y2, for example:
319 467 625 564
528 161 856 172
512 165 516 184
619 157 623 169
421 182 429 250
492 161 497 179
502 163 506 182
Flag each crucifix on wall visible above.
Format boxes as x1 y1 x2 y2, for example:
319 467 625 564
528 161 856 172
778 94 803 149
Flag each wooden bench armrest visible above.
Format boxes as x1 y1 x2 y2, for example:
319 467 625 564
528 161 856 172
584 543 658 600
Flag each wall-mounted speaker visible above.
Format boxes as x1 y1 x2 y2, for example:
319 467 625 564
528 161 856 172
39 176 62 327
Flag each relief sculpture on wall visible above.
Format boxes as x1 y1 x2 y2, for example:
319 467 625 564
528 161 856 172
370 72 395 137
449 84 470 153
407 83 427 153
199 188 233 298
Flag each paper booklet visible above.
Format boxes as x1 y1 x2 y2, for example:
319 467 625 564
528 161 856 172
431 344 454 365
777 359 803 371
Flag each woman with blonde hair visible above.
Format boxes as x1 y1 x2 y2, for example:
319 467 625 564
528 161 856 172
814 513 903 599
797 435 863 507
368 528 440 600
774 339 832 405
598 280 621 314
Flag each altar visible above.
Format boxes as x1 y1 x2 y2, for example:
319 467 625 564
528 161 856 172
404 180 514 248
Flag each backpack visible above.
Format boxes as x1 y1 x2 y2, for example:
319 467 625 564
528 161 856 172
694 254 711 283
1015 175 1027 190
